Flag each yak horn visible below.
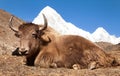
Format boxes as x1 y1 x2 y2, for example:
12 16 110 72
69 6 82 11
9 15 18 32
39 14 48 31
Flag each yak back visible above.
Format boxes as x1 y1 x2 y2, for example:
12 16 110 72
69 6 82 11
52 35 115 68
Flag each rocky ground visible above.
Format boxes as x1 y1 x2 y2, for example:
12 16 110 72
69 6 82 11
0 50 120 76
0 9 120 76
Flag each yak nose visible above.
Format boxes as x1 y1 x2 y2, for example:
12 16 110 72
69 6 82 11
19 48 28 55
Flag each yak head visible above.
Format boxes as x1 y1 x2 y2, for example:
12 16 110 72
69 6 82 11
9 14 51 55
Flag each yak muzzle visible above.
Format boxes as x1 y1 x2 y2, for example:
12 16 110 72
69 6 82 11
12 47 28 56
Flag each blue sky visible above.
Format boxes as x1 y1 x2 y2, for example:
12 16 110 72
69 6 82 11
0 0 120 37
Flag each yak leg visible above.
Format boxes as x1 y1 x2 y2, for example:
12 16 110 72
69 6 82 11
34 51 54 68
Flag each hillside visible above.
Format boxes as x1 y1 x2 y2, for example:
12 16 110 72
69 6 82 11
96 42 120 51
0 9 24 55
0 9 120 76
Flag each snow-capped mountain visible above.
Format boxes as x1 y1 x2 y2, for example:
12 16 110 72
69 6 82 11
33 6 120 44
92 27 120 44
33 6 93 41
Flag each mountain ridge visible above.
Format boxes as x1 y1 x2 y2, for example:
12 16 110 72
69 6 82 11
33 6 120 44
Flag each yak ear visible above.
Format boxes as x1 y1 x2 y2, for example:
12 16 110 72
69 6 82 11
41 35 51 43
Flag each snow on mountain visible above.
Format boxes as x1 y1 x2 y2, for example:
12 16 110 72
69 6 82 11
92 27 120 44
33 6 120 44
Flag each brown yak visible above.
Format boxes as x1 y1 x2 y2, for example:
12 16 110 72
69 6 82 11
9 14 118 69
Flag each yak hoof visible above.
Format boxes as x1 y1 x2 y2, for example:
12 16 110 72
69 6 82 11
50 63 57 68
88 61 97 70
72 64 81 70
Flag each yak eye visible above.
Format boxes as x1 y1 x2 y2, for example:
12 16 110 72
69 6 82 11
32 34 37 39
15 33 21 38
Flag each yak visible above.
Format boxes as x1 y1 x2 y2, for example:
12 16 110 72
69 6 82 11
9 14 119 69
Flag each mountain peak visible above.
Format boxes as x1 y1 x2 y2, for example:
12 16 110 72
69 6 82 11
92 27 110 36
33 6 65 26
95 27 106 33
95 27 108 33
33 6 120 44
41 6 56 13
